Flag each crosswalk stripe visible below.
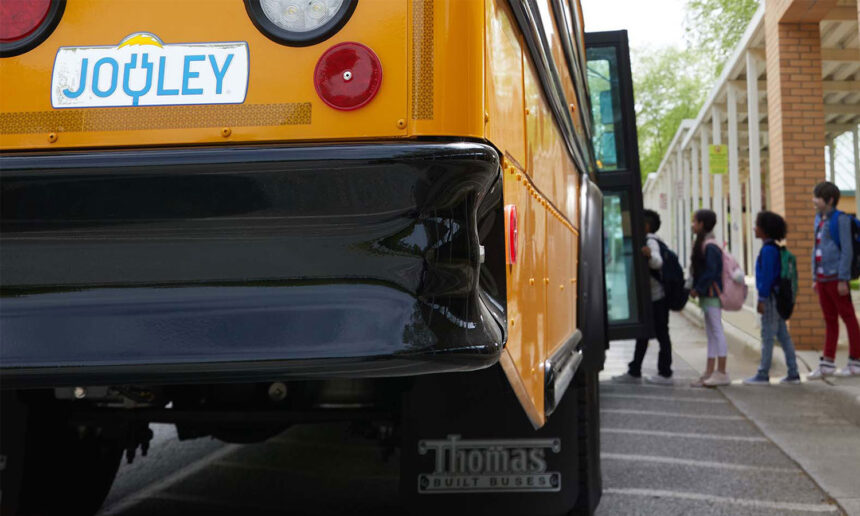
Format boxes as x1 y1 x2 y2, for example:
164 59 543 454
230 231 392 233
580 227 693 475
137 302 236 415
602 453 798 473
603 488 840 513
602 393 728 403
602 408 745 420
601 427 768 442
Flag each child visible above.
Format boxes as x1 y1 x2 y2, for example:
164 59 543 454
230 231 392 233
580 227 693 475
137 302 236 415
809 181 860 378
743 211 800 385
689 209 731 387
613 209 673 385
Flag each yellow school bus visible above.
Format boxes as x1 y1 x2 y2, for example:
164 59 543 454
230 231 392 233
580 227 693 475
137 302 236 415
0 1 648 514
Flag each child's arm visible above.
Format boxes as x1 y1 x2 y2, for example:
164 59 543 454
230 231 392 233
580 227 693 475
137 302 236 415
693 245 722 295
756 245 779 303
646 238 662 270
838 214 853 282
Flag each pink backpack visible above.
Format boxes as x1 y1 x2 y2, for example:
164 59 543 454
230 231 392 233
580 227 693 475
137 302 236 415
701 238 748 311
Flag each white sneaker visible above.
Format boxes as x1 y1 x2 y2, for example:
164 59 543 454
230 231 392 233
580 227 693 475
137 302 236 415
835 359 860 377
645 374 674 386
612 373 642 384
703 371 731 387
807 359 836 380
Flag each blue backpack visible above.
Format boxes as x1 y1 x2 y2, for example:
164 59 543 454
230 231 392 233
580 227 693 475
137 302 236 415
817 210 860 280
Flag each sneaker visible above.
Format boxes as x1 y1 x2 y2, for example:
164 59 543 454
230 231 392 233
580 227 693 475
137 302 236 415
835 358 860 377
779 374 801 384
807 358 836 380
690 374 710 388
645 374 673 386
703 371 731 387
742 373 770 386
612 372 642 384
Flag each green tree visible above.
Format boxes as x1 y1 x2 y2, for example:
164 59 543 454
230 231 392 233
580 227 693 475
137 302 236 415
684 0 760 77
633 46 708 177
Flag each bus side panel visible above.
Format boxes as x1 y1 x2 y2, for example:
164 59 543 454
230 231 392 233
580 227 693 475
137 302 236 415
502 167 548 425
485 0 526 163
408 0 484 139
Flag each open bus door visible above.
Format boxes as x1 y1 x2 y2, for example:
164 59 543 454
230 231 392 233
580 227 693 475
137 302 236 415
585 30 654 342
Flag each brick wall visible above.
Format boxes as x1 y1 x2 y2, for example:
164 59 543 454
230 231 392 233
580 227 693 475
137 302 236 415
764 1 832 347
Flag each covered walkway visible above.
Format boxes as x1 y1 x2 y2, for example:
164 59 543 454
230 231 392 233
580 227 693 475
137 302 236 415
642 0 860 347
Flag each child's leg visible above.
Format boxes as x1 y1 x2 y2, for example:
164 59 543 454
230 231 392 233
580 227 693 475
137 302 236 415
817 282 841 360
705 357 715 377
653 298 673 377
705 306 728 358
717 356 727 374
833 284 860 359
758 297 778 376
776 316 799 377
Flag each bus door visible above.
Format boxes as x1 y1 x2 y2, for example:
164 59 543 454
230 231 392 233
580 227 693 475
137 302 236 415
585 31 653 341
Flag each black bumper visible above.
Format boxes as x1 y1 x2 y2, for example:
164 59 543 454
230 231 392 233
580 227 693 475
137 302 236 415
0 142 507 387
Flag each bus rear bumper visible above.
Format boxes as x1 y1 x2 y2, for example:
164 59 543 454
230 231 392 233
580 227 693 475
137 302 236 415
0 141 507 388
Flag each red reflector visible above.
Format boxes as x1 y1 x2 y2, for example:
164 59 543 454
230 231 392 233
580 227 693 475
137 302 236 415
314 42 382 111
0 0 51 43
505 204 518 265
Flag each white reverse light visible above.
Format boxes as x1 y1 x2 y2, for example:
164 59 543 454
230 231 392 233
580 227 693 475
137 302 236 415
260 0 345 33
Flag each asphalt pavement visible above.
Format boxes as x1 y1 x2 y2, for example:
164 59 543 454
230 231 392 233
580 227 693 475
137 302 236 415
95 335 847 516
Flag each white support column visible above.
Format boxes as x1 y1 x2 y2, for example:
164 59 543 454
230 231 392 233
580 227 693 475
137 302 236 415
854 127 860 217
828 138 836 183
692 142 700 214
747 51 763 260
701 128 711 210
727 85 743 260
682 147 691 268
745 179 754 273
712 108 725 245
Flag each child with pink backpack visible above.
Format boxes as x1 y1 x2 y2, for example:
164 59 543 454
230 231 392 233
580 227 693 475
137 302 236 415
689 209 748 387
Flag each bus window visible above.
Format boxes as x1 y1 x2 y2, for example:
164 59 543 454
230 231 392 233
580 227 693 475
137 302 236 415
586 46 626 172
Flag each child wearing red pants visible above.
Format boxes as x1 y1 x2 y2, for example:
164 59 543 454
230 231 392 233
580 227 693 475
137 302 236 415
810 181 860 379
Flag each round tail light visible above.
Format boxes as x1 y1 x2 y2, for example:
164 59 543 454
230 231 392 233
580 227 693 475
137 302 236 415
314 42 382 111
0 0 65 57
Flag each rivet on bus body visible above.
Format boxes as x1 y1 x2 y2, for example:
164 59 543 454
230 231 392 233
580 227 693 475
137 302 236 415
544 278 550 285
515 173 522 182
510 319 516 328
560 285 565 290
529 278 535 286
569 103 576 112
396 119 406 129
484 112 490 123
525 107 531 115
221 127 232 138
48 132 58 143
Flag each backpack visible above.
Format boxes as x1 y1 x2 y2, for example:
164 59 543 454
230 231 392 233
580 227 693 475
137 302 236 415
818 210 860 280
766 242 798 320
649 237 689 311
701 239 748 311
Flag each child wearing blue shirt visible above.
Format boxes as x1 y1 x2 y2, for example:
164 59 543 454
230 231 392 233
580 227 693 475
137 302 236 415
743 211 800 385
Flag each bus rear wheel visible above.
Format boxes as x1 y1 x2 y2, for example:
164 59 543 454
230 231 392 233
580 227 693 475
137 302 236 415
1 392 123 516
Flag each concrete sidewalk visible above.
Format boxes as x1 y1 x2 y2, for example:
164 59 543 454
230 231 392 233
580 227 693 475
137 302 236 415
651 310 860 515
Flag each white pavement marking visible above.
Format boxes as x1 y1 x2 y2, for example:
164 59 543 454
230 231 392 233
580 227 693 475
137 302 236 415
603 488 840 513
602 393 728 403
601 408 745 420
601 453 799 473
99 444 240 516
601 427 768 442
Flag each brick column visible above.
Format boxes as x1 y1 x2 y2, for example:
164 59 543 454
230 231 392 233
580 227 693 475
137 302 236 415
764 0 836 348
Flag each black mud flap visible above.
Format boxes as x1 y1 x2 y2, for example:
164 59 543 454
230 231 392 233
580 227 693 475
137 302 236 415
400 365 582 516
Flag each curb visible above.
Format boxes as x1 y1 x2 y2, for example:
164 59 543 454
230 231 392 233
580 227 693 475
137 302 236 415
680 305 860 429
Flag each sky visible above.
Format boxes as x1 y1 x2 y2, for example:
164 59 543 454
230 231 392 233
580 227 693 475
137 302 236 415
580 0 687 50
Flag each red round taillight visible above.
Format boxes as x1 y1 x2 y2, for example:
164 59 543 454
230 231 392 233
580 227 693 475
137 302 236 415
505 204 518 265
0 0 51 42
313 42 382 111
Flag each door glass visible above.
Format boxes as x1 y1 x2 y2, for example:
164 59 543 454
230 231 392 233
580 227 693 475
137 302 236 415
586 46 626 172
603 190 639 325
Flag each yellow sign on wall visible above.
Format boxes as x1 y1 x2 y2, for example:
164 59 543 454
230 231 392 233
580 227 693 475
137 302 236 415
709 145 728 175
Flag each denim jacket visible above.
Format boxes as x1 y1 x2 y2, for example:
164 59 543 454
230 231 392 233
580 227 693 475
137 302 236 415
693 240 723 296
813 209 852 282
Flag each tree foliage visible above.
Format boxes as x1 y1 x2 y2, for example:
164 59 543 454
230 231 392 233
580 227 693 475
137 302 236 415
684 0 761 78
632 0 760 178
633 46 708 176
